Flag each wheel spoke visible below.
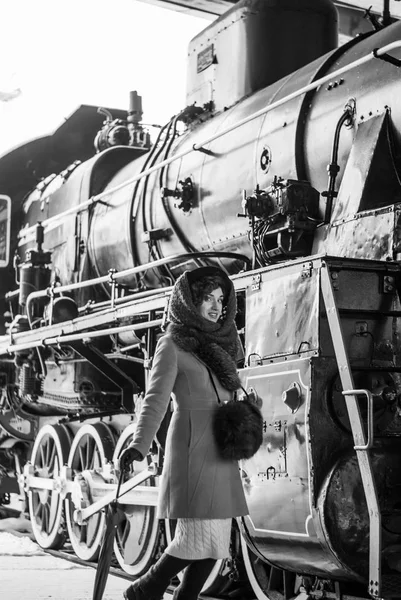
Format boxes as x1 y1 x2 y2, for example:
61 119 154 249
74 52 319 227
78 445 85 470
38 505 45 532
48 443 56 474
39 444 46 468
49 486 60 530
87 515 100 546
34 501 42 519
94 448 101 470
119 519 130 546
79 523 87 544
90 448 96 470
45 438 51 466
42 502 49 533
85 437 91 469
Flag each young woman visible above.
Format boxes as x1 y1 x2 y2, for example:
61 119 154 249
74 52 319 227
120 265 248 600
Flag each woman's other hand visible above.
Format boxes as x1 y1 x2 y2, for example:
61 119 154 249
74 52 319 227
119 446 142 471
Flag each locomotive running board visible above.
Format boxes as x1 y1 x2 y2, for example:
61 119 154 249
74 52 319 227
320 261 382 599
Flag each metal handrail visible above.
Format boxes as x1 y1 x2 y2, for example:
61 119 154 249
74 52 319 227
18 41 401 242
5 318 163 355
25 250 250 319
342 388 374 450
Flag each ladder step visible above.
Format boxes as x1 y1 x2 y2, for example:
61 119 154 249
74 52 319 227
381 573 401 597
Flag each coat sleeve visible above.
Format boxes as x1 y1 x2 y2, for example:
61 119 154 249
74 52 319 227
129 335 178 459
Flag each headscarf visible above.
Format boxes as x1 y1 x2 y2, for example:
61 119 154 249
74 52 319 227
167 266 241 391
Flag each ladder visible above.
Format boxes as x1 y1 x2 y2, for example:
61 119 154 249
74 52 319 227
320 261 382 599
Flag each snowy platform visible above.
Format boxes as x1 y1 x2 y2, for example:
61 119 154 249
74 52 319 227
0 525 128 600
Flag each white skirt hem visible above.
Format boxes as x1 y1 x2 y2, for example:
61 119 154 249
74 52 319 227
164 517 231 560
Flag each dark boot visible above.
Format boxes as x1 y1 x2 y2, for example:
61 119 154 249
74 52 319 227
123 554 192 600
172 558 216 600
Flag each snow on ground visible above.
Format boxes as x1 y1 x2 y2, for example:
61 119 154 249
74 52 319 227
0 513 34 539
0 498 130 598
0 530 45 556
0 513 88 568
0 511 167 599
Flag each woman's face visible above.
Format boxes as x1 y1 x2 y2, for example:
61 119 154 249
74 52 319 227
198 286 224 322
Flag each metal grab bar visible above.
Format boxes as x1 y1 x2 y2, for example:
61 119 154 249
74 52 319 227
342 389 374 450
18 40 401 242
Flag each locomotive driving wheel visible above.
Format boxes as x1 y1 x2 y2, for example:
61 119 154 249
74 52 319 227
65 423 115 561
240 532 297 600
28 424 72 549
112 422 161 576
241 536 272 600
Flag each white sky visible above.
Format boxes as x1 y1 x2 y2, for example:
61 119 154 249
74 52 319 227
0 0 207 154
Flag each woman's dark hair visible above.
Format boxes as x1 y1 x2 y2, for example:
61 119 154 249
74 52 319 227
190 275 228 307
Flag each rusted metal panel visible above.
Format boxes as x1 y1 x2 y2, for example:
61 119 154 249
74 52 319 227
314 206 396 261
320 446 401 579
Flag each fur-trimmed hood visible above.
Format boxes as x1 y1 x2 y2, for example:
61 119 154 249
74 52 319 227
167 268 241 391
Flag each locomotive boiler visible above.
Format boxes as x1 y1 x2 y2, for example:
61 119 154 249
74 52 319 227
1 0 401 599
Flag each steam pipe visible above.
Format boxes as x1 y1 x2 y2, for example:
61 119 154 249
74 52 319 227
323 100 355 223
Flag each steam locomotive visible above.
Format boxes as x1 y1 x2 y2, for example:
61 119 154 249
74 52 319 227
2 0 401 598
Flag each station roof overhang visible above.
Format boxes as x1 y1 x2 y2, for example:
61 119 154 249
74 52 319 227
133 0 401 40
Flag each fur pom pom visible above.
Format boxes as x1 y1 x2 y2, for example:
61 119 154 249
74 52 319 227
213 400 264 460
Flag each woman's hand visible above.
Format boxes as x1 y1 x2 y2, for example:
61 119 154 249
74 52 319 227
119 446 142 471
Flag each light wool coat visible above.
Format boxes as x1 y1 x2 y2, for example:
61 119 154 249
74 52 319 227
131 334 248 519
